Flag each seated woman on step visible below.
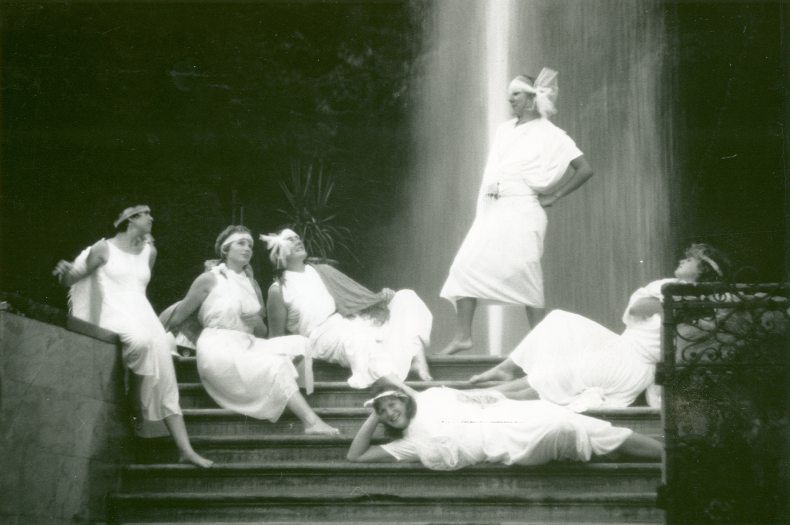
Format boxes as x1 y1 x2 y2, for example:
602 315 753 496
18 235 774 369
346 375 662 469
263 228 433 389
468 243 731 412
163 225 339 436
53 204 212 467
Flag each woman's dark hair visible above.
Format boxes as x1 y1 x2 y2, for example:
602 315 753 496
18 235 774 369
368 377 417 439
114 218 132 233
685 243 731 282
214 225 252 260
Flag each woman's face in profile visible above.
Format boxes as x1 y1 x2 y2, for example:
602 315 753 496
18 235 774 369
283 232 307 260
508 90 532 118
674 255 702 282
376 397 410 429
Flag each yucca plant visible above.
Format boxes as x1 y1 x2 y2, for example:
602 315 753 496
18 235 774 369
277 161 354 262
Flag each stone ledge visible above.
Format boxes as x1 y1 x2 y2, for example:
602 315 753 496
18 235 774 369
1 292 120 345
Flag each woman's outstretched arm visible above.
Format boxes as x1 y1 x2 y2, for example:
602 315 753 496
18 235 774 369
346 412 395 463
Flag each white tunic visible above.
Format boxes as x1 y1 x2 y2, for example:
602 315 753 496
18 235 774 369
278 266 432 389
381 388 632 470
441 118 583 308
509 278 677 411
196 267 307 421
95 241 181 422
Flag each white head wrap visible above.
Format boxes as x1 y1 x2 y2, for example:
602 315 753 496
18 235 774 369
363 390 408 408
508 67 559 118
113 204 151 228
220 232 253 252
259 228 299 269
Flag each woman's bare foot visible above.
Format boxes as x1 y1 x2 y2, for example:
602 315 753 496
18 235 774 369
305 419 341 436
469 367 515 384
438 337 473 355
179 451 214 468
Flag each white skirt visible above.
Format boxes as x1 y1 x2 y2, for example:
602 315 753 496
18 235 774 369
196 329 305 421
441 196 546 308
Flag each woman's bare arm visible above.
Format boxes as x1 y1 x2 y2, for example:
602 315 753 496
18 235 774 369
266 283 288 337
346 412 397 463
164 272 216 330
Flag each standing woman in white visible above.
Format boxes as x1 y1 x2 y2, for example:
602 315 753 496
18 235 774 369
439 68 594 355
53 205 212 467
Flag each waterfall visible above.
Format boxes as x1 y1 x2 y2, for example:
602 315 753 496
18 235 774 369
382 0 674 355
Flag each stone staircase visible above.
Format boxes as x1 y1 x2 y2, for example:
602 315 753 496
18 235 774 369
108 355 664 524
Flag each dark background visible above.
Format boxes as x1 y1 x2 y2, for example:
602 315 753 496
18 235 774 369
0 0 785 312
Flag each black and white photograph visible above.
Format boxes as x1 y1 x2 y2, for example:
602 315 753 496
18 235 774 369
1 0 787 524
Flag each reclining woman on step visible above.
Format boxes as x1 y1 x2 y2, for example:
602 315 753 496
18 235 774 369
163 225 339 436
53 204 212 467
263 228 433 389
468 243 731 412
346 375 662 469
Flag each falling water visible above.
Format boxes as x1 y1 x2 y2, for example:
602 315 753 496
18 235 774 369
382 0 675 355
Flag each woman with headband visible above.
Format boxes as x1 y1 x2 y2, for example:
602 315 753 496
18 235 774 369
468 244 730 412
439 68 594 355
263 228 433 389
53 205 213 467
347 375 661 468
163 225 339 436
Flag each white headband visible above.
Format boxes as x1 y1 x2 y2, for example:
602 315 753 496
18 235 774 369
509 67 558 118
698 254 723 277
363 390 408 408
113 205 150 228
259 228 298 269
220 232 253 251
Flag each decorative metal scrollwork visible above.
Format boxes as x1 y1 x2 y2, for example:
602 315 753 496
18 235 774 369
657 282 788 525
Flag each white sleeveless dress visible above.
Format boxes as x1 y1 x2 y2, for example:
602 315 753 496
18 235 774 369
196 266 307 420
381 388 632 470
508 278 676 411
95 241 181 421
277 266 432 389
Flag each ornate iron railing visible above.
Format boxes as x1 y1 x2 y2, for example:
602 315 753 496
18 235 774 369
657 282 789 525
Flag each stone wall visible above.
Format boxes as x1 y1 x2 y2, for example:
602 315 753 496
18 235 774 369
0 302 131 525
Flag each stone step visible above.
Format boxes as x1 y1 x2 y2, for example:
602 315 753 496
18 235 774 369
178 380 495 409
135 434 664 464
181 407 662 437
109 492 664 523
113 522 655 525
174 355 503 383
120 461 661 497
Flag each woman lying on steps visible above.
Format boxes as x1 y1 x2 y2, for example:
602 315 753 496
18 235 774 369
347 375 661 470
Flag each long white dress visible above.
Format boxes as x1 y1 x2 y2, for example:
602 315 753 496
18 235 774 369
196 266 307 421
509 278 677 412
94 241 181 422
381 387 632 470
441 118 583 308
277 265 432 389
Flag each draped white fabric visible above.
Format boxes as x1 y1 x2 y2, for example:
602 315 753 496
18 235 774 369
278 266 432 389
441 118 582 308
509 278 676 411
196 266 306 421
381 387 632 470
